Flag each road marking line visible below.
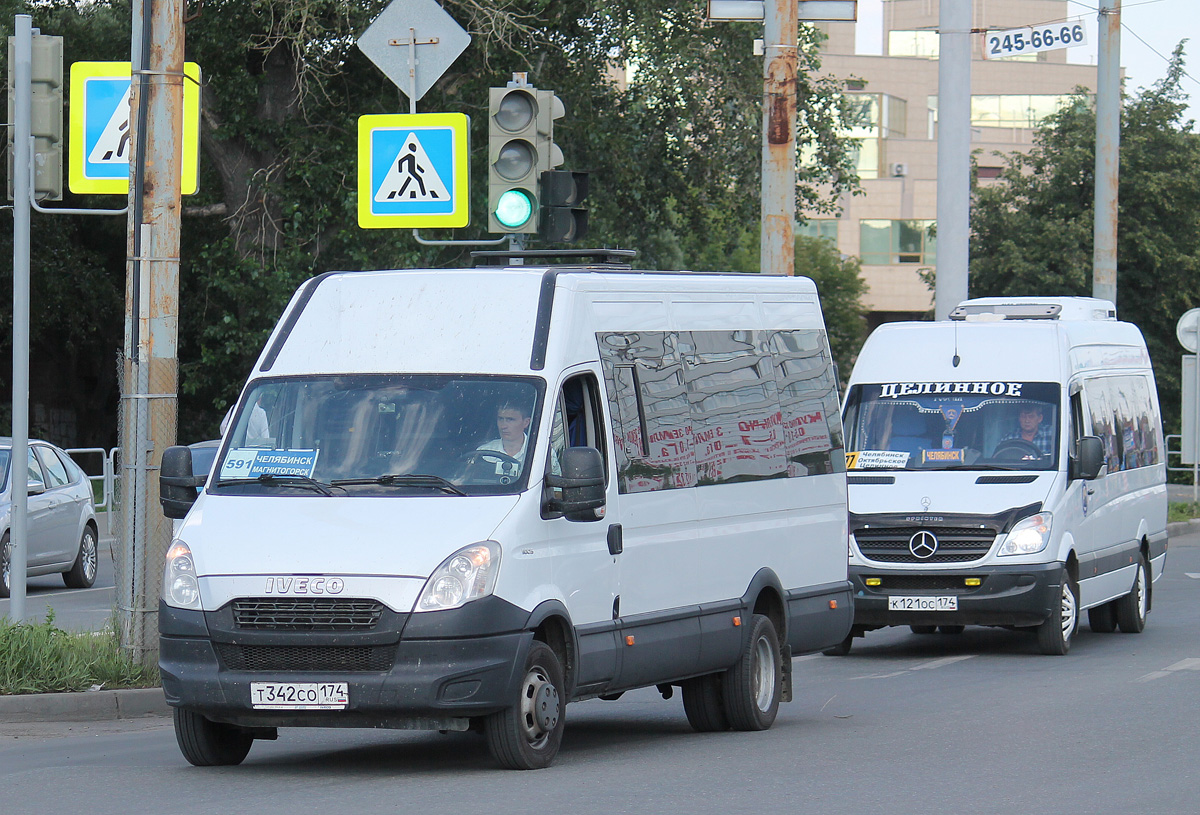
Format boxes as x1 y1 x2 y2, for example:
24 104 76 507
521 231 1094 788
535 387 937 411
911 655 977 671
1135 657 1200 682
1185 573 1200 579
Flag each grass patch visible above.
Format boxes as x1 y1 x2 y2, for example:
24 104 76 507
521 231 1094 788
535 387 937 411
1168 502 1200 524
0 610 159 695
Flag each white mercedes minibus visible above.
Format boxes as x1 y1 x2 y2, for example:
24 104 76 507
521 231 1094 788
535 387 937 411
838 297 1167 656
158 253 852 768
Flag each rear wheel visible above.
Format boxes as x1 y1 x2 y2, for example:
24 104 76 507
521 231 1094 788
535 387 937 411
938 625 965 635
173 708 253 766
1087 601 1117 633
63 526 98 589
909 625 937 635
485 641 566 769
681 673 729 732
722 614 781 731
1036 571 1078 655
1115 554 1149 634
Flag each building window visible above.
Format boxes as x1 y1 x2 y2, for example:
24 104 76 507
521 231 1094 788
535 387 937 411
888 30 939 59
805 93 908 180
859 220 937 265
799 219 838 245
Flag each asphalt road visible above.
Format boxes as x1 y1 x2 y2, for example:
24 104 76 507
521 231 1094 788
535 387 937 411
0 526 118 631
3 531 1199 815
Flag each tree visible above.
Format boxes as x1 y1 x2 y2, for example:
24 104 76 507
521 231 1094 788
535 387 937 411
1 1 861 444
795 235 867 383
969 46 1200 434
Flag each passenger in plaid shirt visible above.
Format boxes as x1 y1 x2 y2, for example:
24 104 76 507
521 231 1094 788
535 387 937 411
1000 405 1055 456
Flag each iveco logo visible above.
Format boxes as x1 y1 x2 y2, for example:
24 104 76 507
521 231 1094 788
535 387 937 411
909 531 939 559
264 577 345 594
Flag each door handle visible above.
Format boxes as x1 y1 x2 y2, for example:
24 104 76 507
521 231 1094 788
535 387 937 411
607 523 623 556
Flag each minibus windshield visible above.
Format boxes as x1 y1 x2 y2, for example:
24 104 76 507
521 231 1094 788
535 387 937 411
843 381 1060 471
212 374 545 496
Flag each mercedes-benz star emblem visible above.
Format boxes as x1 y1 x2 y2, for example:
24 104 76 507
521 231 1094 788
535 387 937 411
909 531 939 559
921 496 932 511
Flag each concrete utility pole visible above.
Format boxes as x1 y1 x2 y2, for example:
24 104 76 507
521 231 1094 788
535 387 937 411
760 0 798 276
119 0 184 665
934 0 971 320
1092 0 1120 306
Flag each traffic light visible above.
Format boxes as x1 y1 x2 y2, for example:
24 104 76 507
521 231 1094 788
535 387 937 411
6 33 64 201
539 170 588 242
487 82 563 233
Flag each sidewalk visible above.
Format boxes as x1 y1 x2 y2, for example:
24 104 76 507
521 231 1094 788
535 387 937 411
0 687 169 723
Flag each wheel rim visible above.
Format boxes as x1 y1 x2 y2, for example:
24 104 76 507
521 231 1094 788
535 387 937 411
1135 562 1148 622
518 664 559 748
752 634 777 712
1 544 8 591
82 531 98 582
1059 580 1077 641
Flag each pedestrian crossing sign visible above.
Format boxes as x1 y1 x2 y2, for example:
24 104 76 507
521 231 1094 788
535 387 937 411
358 112 469 229
68 61 202 195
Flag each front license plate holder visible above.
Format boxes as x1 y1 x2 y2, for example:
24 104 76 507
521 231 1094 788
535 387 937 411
250 682 349 710
888 595 958 612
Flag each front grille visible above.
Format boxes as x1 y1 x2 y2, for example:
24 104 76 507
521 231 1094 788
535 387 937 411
861 575 986 592
848 475 896 485
976 474 1038 484
232 598 384 631
854 526 995 563
215 643 396 672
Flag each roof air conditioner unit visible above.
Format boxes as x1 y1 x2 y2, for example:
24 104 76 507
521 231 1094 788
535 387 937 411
891 162 908 177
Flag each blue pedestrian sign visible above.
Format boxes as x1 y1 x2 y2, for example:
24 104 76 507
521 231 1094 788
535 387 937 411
68 61 202 195
358 113 469 228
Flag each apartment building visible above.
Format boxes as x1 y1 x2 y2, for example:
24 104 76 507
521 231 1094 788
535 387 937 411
804 0 1100 325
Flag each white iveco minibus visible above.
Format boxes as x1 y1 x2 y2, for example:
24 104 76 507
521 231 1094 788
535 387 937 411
158 251 852 769
838 297 1167 656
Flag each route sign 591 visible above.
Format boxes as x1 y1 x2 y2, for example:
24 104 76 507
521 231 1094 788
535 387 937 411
983 20 1087 60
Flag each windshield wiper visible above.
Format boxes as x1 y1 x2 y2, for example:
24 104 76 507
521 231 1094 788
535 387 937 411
330 473 467 496
215 474 337 495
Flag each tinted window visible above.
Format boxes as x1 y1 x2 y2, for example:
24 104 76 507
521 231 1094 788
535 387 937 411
1084 375 1161 471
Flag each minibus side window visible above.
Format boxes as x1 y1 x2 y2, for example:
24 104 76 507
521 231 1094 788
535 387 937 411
549 373 609 484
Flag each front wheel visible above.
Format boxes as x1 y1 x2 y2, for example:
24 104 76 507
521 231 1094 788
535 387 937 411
173 708 253 766
1036 571 1078 655
485 640 566 769
1115 553 1149 634
0 533 10 599
63 526 98 589
722 614 781 731
822 632 854 656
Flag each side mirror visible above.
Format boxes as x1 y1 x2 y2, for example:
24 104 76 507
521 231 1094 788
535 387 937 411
1075 435 1105 480
544 447 606 521
27 480 45 495
160 445 201 520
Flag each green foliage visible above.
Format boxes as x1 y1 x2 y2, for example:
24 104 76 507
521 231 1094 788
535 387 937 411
795 235 868 382
0 611 158 695
1 1 860 443
1168 501 1200 523
970 46 1200 434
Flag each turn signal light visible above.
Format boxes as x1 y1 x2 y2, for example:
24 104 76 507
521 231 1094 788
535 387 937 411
625 635 635 646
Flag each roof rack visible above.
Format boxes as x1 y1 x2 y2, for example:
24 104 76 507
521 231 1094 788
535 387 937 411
949 303 1063 321
470 248 637 269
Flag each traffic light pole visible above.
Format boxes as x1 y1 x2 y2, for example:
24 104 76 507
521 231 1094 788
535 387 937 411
9 14 34 621
759 0 797 276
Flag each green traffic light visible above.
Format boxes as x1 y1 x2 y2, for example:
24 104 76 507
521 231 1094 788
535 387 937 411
494 189 534 229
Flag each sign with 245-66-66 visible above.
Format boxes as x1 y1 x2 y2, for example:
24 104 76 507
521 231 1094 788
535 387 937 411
68 61 202 195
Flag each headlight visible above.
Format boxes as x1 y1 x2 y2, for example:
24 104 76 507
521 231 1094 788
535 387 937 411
162 541 202 610
998 512 1053 556
416 541 501 611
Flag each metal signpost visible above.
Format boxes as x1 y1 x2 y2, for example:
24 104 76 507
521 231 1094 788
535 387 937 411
1178 308 1200 500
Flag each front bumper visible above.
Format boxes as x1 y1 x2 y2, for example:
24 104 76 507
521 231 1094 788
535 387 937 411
848 561 1063 628
158 599 532 729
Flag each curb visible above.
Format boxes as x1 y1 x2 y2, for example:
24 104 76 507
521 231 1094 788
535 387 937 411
1167 519 1200 538
0 687 169 724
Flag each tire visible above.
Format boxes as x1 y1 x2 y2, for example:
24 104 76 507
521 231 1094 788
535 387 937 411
681 673 729 732
721 614 781 731
1036 571 1078 655
63 526 98 589
173 708 253 766
1115 553 1149 634
822 633 854 656
1087 601 1117 633
0 533 10 600
938 625 965 635
909 625 937 635
485 640 566 770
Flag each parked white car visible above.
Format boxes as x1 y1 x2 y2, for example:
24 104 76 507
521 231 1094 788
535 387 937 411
0 438 99 598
